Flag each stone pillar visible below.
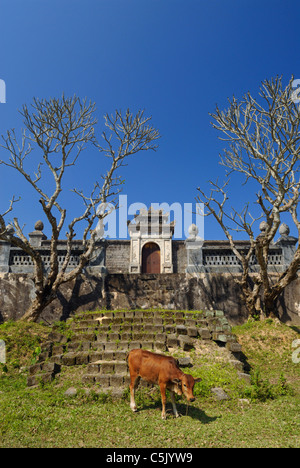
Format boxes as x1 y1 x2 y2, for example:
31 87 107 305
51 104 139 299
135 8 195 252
129 234 141 273
185 224 204 273
275 223 298 268
29 221 47 247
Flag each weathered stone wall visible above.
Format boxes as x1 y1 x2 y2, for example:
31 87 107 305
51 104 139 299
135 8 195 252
106 240 130 273
1 271 299 326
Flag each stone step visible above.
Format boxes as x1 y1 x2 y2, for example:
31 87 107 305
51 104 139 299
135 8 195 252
82 373 131 387
86 360 128 375
27 362 61 387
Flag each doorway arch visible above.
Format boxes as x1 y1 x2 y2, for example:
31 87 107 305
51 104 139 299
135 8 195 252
142 242 161 273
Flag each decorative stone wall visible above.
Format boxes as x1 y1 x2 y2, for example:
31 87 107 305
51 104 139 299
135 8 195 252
1 271 300 326
0 220 299 325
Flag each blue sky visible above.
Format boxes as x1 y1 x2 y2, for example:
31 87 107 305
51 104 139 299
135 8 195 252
0 0 300 240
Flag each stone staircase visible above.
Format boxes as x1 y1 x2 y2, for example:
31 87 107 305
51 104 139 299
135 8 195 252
27 309 243 396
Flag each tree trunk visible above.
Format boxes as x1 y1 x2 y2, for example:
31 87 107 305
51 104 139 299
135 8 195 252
20 288 58 322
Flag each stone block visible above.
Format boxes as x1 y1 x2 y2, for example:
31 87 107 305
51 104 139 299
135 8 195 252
226 342 242 352
100 362 114 374
76 352 89 365
62 352 77 366
38 351 52 361
92 341 105 351
229 359 244 371
82 374 95 384
105 342 118 351
100 318 111 326
153 317 163 325
215 310 225 317
165 325 175 334
178 357 192 367
29 363 43 375
87 363 100 374
132 332 144 341
49 354 63 364
115 362 128 374
238 372 251 384
174 312 184 318
156 333 167 342
143 317 154 324
97 332 108 341
67 342 81 352
124 375 131 386
154 341 167 352
102 351 115 361
167 334 178 347
144 324 157 332
81 341 91 351
113 317 122 324
124 312 134 319
129 341 141 350
211 387 230 400
199 328 211 340
184 319 196 327
134 310 145 318
48 331 68 344
141 341 154 350
120 332 132 341
118 341 129 350
110 374 125 387
42 362 61 375
164 318 174 325
89 351 103 362
109 332 120 341
187 327 198 337
204 310 215 318
178 335 194 351
176 325 187 335
95 374 110 386
212 333 227 343
143 333 155 341
27 372 54 387
115 350 127 360
175 318 185 325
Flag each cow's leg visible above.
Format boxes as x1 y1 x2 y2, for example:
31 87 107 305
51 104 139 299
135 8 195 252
130 375 140 412
170 391 179 418
159 382 167 420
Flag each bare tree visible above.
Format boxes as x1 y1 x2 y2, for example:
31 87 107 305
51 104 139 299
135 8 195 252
0 96 160 321
197 76 300 318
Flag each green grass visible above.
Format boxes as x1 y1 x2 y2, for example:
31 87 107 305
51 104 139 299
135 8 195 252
0 315 299 448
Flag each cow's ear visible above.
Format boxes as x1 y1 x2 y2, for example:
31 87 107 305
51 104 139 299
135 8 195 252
171 378 181 384
194 377 202 383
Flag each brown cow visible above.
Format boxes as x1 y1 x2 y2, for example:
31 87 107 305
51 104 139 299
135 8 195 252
127 349 201 420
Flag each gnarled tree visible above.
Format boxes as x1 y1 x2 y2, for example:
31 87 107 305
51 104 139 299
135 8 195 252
197 76 300 318
0 96 160 321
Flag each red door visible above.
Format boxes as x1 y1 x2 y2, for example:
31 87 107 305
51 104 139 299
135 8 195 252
142 243 160 273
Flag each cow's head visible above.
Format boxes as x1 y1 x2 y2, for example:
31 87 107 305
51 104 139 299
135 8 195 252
172 374 202 402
